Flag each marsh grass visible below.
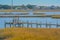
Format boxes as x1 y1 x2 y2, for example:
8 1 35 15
0 28 60 40
0 9 60 12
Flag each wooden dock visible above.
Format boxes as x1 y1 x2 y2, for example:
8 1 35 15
5 21 60 28
0 12 60 28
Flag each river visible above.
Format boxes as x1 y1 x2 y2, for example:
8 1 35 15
0 12 60 28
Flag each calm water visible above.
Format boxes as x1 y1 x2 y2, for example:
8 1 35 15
0 12 60 28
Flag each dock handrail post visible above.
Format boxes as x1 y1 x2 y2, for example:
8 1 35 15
27 21 29 28
56 20 58 28
31 21 33 28
22 21 24 28
5 22 6 28
18 23 20 27
36 21 38 28
13 18 16 27
22 23 24 28
49 22 51 28
46 20 48 28
20 20 24 28
4 20 6 28
10 23 11 28
40 22 41 28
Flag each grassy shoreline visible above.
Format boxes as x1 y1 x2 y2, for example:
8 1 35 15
0 28 60 40
0 9 60 12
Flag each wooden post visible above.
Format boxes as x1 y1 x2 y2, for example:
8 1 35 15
20 24 21 28
20 21 21 27
10 23 11 28
49 22 51 28
31 21 33 28
5 23 6 28
21 21 22 28
22 23 24 28
40 22 41 28
21 21 23 28
27 21 29 28
46 20 48 28
13 17 17 27
56 20 58 28
18 23 19 27
13 18 14 27
20 23 22 28
31 24 32 28
16 17 20 27
18 23 21 27
4 21 6 28
36 22 38 28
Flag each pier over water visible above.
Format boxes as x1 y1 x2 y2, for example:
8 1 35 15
0 11 60 28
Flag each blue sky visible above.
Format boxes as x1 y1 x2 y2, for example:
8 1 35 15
0 0 60 6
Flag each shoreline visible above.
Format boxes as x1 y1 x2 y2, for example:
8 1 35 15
0 9 60 12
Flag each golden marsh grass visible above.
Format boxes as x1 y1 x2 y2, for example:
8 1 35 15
0 28 60 40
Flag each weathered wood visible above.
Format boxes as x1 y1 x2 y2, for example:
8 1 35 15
49 22 51 28
5 20 60 28
30 21 33 28
10 23 11 28
27 21 29 28
46 20 48 28
4 21 6 28
56 21 59 28
36 22 38 28
39 22 42 28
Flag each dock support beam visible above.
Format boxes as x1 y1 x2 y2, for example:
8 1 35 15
4 23 6 28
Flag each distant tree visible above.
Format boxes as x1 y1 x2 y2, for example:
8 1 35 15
21 4 25 8
39 6 47 9
26 4 33 9
50 5 55 9
56 6 60 9
0 4 2 9
2 5 11 9
21 4 27 9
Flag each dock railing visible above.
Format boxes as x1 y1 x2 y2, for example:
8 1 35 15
5 20 60 28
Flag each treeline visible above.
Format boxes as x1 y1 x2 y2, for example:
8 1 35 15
0 4 60 10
